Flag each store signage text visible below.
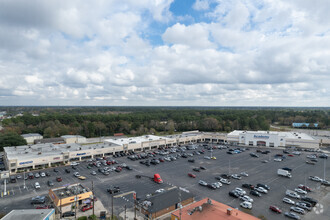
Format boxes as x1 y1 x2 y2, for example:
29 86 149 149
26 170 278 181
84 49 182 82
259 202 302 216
253 135 269 139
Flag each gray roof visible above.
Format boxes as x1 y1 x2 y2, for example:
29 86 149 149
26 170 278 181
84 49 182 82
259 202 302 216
34 138 65 144
141 187 194 213
2 209 54 220
21 133 42 138
61 135 86 139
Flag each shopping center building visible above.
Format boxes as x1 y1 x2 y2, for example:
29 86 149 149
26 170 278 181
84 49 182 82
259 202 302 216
3 131 227 174
227 130 319 148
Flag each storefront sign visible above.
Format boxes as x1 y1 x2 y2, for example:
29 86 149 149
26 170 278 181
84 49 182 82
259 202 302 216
53 157 60 160
19 161 33 165
254 135 269 139
76 153 86 156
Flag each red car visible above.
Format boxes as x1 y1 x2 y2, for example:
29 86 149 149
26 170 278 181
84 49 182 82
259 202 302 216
36 205 50 209
188 173 196 178
288 154 294 157
298 184 312 192
56 177 62 182
106 161 112 165
269 205 282 214
81 205 93 212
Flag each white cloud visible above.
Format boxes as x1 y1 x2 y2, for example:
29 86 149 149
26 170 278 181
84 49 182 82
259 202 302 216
0 0 329 106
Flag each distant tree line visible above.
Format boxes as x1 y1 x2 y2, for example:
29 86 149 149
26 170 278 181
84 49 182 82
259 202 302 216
0 108 329 147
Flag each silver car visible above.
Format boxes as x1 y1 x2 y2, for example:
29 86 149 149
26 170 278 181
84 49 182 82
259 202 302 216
290 206 305 215
220 178 231 185
283 197 295 205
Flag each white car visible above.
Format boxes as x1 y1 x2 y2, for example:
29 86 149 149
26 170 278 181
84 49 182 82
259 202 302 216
213 182 222 188
35 182 40 189
74 172 80 177
286 191 300 199
274 158 282 162
290 206 305 215
240 172 249 177
309 176 322 182
307 155 316 159
295 188 307 195
262 160 269 163
231 174 242 180
220 178 231 185
283 197 295 205
240 201 252 209
240 195 253 203
235 188 246 196
199 180 208 186
296 202 312 211
40 172 46 177
292 151 301 155
256 187 268 194
204 156 211 160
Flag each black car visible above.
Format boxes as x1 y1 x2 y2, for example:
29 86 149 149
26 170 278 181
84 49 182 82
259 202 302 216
200 166 206 170
72 166 77 170
227 151 234 154
188 159 195 163
319 154 328 159
45 172 50 177
257 183 270 190
220 174 231 179
242 183 255 190
107 186 120 194
207 184 217 190
62 211 75 217
250 190 261 197
65 169 71 173
193 168 201 172
250 153 259 158
47 180 54 187
229 191 240 198
301 196 318 206
311 158 318 162
53 168 59 172
126 166 132 170
283 150 290 154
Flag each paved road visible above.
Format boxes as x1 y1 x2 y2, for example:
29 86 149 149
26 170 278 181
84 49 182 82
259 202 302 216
1 145 330 220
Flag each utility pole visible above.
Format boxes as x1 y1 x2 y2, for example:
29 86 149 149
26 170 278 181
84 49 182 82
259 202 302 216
60 195 62 217
111 195 114 220
92 181 95 216
124 205 126 220
4 178 7 196
75 188 78 220
23 171 26 189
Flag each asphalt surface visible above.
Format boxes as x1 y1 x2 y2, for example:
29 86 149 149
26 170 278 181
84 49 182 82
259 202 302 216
1 145 330 220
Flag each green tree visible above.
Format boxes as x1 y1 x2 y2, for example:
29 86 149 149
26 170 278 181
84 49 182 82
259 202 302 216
0 132 27 150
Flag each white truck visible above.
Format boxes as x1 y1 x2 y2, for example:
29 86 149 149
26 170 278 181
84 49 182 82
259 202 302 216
277 169 292 178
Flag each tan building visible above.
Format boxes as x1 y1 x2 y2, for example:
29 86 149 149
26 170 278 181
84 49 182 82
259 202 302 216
49 183 93 213
61 135 86 144
171 198 260 220
21 133 43 144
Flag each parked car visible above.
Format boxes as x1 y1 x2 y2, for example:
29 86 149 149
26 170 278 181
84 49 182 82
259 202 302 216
35 182 41 189
240 195 253 203
231 174 242 180
249 190 261 197
198 180 208 186
219 178 231 185
256 187 268 194
65 169 71 173
193 168 201 172
240 172 249 177
284 212 301 220
295 188 307 195
81 204 93 212
47 180 54 187
242 183 255 190
229 191 240 198
53 168 59 172
283 197 295 205
290 206 305 215
256 183 270 190
56 177 62 182
91 171 97 175
240 201 252 209
62 211 75 217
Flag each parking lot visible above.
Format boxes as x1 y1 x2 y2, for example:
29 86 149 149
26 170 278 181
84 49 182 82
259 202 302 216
1 144 330 219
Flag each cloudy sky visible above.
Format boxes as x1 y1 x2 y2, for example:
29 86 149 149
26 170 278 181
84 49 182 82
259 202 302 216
0 0 329 106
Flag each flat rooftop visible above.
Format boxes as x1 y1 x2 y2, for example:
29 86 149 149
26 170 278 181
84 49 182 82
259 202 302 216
104 135 170 146
52 183 90 199
4 142 122 161
228 130 315 140
2 209 54 220
21 133 42 138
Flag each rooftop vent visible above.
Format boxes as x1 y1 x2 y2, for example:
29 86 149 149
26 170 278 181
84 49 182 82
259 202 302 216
227 208 232 215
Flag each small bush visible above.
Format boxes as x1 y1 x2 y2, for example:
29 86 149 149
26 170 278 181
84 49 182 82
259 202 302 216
78 216 88 220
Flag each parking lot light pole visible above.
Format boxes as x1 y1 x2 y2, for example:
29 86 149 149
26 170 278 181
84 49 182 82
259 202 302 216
92 181 95 216
4 178 6 196
23 171 26 189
